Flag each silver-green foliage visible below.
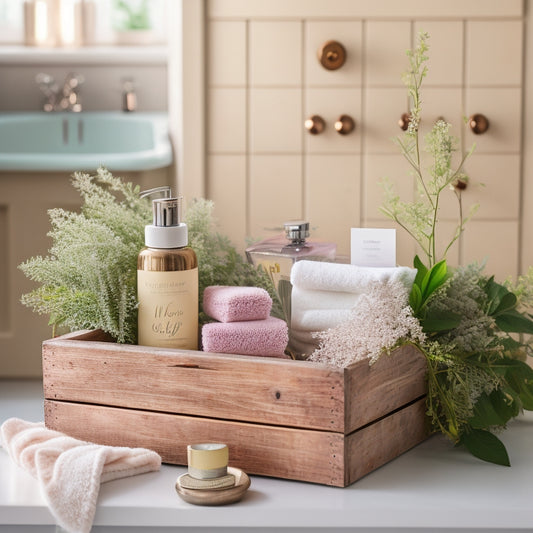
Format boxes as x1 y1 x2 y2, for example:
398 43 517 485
19 168 150 343
19 168 280 343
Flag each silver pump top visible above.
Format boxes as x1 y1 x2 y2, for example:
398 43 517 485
284 220 310 243
152 197 181 227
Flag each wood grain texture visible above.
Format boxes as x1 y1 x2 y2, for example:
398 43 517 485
42 331 427 434
345 397 430 485
344 344 428 434
45 399 346 486
43 331 345 431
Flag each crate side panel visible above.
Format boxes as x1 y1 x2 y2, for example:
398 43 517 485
345 397 429 485
42 335 345 431
344 345 427 433
44 400 346 487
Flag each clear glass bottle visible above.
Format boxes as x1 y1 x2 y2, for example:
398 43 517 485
246 221 336 320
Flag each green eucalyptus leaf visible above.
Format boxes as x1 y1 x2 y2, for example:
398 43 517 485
460 429 510 467
495 309 533 334
421 308 461 332
468 393 506 429
409 283 423 314
484 276 517 316
491 291 517 316
489 388 520 423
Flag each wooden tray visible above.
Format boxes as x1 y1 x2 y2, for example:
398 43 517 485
42 329 429 487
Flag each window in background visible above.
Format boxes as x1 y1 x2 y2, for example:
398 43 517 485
0 0 167 46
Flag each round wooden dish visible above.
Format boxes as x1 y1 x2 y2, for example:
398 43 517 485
175 467 251 506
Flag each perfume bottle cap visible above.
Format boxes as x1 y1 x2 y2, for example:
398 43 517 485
284 220 310 243
145 196 188 248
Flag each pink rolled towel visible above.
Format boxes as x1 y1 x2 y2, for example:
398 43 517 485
202 316 289 357
0 418 161 533
203 285 272 323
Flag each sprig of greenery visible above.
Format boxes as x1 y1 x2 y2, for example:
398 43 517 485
19 168 149 343
19 168 280 342
413 262 533 466
380 32 476 268
382 32 533 466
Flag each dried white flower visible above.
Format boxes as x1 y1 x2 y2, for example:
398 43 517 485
308 278 425 368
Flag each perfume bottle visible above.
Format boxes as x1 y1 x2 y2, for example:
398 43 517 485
137 195 198 350
246 221 336 314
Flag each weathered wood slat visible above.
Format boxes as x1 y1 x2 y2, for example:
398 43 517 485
345 397 429 485
44 399 346 486
43 331 346 432
44 397 429 487
344 345 428 434
42 331 426 434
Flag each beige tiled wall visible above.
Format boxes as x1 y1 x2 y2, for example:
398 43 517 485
206 2 524 280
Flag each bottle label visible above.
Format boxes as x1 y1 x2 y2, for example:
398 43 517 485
137 268 199 350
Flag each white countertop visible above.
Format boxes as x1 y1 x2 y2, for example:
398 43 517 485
1 380 532 532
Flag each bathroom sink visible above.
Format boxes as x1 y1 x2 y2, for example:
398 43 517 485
0 112 173 171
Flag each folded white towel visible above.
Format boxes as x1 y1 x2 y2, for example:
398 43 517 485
291 308 353 332
0 418 161 533
290 260 416 293
291 286 362 312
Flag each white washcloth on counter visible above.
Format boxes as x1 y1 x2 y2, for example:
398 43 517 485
0 418 161 533
290 260 416 293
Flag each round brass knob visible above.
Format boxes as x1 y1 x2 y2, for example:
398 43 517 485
318 40 346 70
469 113 489 135
399 112 411 131
334 114 355 135
305 115 326 135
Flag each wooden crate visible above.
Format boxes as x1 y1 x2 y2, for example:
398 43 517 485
42 330 429 487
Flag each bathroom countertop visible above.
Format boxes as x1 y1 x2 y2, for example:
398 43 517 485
1 380 532 533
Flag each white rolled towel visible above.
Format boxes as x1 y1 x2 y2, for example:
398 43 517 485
290 260 416 293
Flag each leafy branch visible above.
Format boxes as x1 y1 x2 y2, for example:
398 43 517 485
382 32 533 466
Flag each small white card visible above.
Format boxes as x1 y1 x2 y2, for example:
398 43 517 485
350 228 396 267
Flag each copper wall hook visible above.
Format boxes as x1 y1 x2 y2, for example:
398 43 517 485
398 112 411 131
318 40 346 70
334 114 355 135
469 113 489 134
305 115 326 134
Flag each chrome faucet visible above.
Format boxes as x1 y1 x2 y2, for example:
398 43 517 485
36 72 84 112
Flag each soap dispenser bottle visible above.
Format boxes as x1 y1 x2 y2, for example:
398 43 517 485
137 196 198 349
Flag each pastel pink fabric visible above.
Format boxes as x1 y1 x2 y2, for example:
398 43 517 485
0 418 161 533
203 285 272 323
202 316 289 357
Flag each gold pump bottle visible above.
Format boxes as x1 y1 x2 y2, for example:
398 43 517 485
137 196 198 349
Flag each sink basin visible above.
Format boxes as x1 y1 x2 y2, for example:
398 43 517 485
0 112 173 171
